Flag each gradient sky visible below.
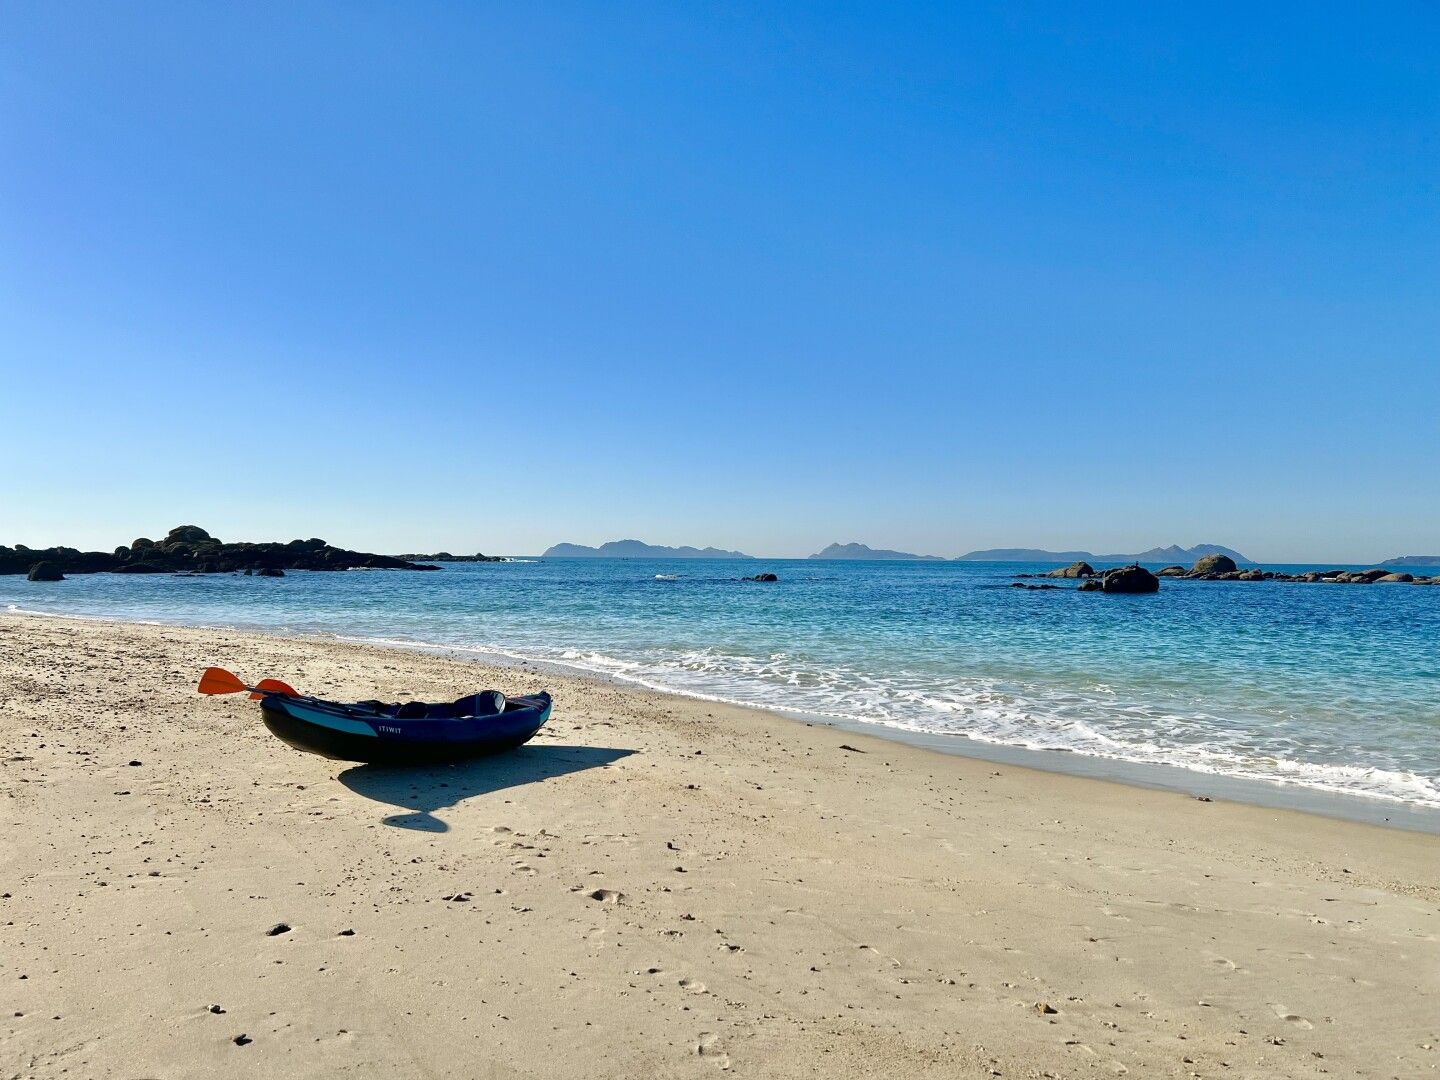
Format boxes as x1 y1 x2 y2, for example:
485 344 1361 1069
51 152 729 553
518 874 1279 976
3 3 1437 561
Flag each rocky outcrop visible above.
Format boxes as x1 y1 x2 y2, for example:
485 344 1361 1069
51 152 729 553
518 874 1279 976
1188 554 1237 577
1046 561 1095 579
745 573 779 582
1076 579 1103 592
1009 582 1062 590
1099 565 1160 594
0 527 443 576
395 552 507 563
256 567 286 578
1377 572 1414 583
1155 565 1186 576
26 561 64 581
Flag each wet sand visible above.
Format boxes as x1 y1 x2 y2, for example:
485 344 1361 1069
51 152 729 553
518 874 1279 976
2 613 1437 1078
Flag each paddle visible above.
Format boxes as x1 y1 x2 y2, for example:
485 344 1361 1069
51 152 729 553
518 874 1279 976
198 667 300 700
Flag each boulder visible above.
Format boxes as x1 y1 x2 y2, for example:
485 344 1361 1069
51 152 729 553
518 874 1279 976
1188 554 1237 577
1155 565 1186 577
1076 579 1104 591
745 573 779 582
256 567 286 578
1047 561 1095 579
26 561 64 582
1237 569 1265 581
1355 568 1390 583
1377 572 1413 583
1101 565 1160 594
165 525 213 545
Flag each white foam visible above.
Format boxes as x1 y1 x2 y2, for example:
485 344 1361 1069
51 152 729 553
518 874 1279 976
391 639 1440 811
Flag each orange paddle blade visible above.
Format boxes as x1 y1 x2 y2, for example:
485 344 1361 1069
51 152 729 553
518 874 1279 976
249 678 300 701
198 667 247 696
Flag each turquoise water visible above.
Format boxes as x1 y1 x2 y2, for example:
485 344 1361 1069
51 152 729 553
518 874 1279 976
5 559 1437 811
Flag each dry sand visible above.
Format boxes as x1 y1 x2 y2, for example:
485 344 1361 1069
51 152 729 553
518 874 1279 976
2 613 1437 1078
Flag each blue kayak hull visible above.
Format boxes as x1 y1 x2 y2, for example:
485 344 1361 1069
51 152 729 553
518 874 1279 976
259 692 552 764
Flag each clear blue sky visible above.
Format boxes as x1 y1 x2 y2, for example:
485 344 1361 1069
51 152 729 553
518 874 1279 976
3 3 1436 561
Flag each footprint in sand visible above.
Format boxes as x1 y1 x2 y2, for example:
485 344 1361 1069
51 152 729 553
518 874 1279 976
1269 1004 1313 1028
695 1031 731 1069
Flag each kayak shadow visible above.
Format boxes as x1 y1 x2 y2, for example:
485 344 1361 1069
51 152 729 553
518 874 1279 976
335 743 635 832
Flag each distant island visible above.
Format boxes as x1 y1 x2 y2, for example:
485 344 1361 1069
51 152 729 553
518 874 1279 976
957 543 1252 564
809 542 945 561
1382 555 1440 567
542 539 754 559
394 551 507 563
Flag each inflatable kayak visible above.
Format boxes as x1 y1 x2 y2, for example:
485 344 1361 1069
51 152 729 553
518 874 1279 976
198 667 551 764
259 690 553 764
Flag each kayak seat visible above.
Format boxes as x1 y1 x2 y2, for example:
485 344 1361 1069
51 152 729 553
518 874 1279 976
342 694 510 721
453 690 507 719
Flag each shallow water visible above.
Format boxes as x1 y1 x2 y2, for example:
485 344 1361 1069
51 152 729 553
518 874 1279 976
5 558 1437 812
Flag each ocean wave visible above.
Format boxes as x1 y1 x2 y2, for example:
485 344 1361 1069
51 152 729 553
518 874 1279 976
336 633 1440 811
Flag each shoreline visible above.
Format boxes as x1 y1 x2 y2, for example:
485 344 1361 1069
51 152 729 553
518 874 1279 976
3 612 1438 1077
347 630 1440 836
10 604 1437 834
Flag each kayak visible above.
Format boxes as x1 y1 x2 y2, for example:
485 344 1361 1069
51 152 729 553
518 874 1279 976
258 689 553 765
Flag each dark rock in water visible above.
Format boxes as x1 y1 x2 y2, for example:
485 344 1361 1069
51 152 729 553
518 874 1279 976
1377 572 1414 583
1238 569 1265 581
256 567 286 578
396 551 507 563
1076 579 1104 591
243 568 253 576
1046 561 1095 579
26 561 64 582
1155 565 1186 577
745 573 779 582
1189 554 1237 577
115 563 168 574
1009 582 1062 590
1100 564 1160 593
1354 568 1390 583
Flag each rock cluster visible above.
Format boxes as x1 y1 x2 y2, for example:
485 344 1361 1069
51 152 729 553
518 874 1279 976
1045 561 1095 579
394 551 507 563
1 525 441 579
1182 558 1438 585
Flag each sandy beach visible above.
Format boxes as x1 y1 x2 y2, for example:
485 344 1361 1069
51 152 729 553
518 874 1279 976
2 612 1436 1078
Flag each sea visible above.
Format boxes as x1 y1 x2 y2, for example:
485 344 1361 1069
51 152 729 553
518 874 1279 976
6 558 1438 829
